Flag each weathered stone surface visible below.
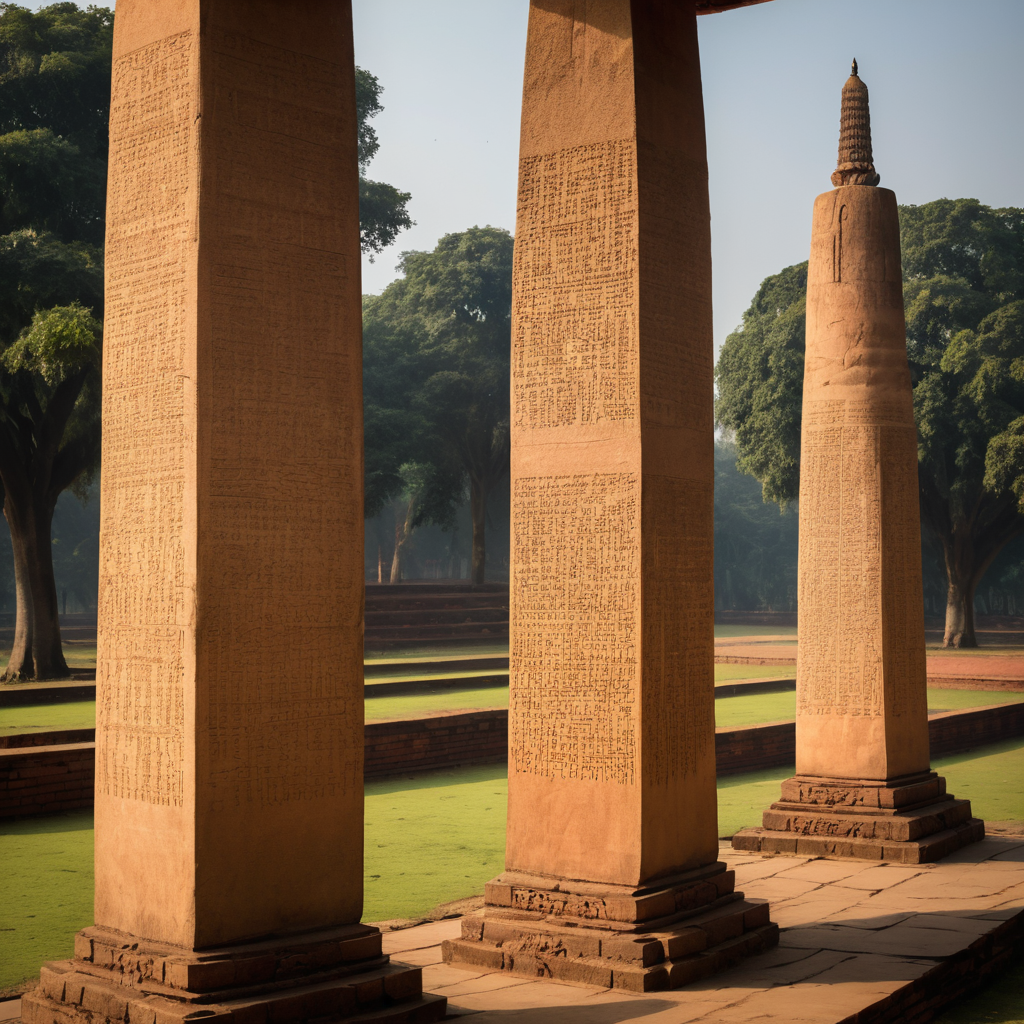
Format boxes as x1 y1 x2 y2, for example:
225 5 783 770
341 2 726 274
445 0 776 988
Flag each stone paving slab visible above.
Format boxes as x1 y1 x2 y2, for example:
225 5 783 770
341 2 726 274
384 838 1024 1023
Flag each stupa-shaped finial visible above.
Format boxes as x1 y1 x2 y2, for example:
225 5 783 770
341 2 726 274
831 58 880 187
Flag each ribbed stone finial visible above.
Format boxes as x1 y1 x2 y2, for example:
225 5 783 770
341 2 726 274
831 58 880 187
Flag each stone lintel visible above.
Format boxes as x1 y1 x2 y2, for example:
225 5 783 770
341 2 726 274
445 862 778 991
22 925 446 1024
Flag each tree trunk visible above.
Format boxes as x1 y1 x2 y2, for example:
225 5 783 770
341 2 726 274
944 577 977 648
941 525 980 649
389 519 402 584
26 502 69 679
3 498 69 680
4 506 33 681
470 476 487 585
389 493 418 585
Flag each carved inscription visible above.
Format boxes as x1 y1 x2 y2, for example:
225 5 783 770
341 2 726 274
513 140 638 429
201 32 362 809
798 414 884 717
511 473 639 784
880 426 928 719
642 476 715 782
96 33 196 807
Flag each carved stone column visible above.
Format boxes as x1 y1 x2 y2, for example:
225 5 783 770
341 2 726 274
443 0 777 991
22 3 444 1021
732 65 983 863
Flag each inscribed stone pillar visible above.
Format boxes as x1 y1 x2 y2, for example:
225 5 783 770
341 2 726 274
732 64 983 863
443 0 777 991
21 3 445 1022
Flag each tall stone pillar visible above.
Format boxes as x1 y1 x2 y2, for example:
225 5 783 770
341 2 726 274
22 3 445 1022
733 64 983 863
444 0 776 991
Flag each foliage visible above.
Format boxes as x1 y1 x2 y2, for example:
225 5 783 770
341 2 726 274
355 66 412 258
714 262 806 507
363 226 512 581
713 440 798 611
0 4 112 246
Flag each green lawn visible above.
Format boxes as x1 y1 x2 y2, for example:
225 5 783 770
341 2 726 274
714 664 794 681
716 692 795 728
0 701 96 736
0 811 93 996
365 688 507 720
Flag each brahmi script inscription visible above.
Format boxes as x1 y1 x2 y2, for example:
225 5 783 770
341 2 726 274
511 473 640 784
513 140 639 430
96 34 195 807
798 418 888 718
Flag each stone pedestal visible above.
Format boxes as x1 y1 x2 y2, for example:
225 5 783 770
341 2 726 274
732 182 983 863
22 3 443 1022
443 0 776 990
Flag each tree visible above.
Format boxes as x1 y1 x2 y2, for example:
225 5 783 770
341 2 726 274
716 198 1024 648
355 67 412 259
714 439 798 612
0 3 112 245
363 227 512 584
0 3 110 679
0 297 102 678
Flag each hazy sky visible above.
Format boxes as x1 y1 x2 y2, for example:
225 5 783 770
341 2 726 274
352 0 1024 356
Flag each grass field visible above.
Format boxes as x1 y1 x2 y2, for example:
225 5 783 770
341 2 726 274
365 688 507 720
3 737 1021 993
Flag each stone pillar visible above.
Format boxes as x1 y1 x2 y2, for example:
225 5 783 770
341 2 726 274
443 0 776 991
732 65 983 864
22 3 445 1022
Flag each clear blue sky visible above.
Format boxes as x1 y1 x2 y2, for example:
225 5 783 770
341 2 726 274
352 0 1024 356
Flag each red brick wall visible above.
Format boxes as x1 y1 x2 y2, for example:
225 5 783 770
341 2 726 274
0 743 95 819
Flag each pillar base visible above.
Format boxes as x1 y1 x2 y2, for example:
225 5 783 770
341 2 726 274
442 861 778 992
21 923 446 1024
732 771 985 864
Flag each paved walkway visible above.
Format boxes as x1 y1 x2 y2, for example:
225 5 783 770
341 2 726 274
385 837 1024 1023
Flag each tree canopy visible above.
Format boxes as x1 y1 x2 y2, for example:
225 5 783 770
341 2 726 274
0 2 109 678
355 67 413 259
716 197 1024 646
363 226 512 584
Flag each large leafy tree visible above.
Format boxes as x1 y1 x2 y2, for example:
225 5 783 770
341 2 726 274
363 227 512 584
0 3 110 679
716 198 1024 648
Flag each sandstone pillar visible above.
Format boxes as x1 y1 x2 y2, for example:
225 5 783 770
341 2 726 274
22 4 444 1022
733 64 983 863
443 0 776 991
